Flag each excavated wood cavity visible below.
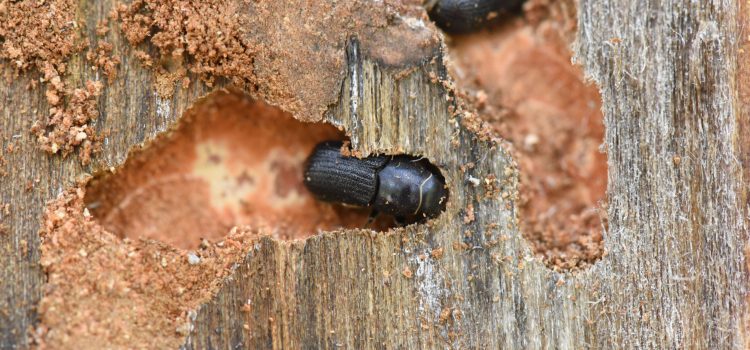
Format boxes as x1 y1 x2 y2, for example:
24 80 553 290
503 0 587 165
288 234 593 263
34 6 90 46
84 91 380 250
450 17 608 270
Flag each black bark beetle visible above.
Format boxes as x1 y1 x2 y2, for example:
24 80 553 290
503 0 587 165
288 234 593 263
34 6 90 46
304 141 448 223
425 0 525 34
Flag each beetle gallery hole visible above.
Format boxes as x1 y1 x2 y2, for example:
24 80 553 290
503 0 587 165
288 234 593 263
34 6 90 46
84 91 393 250
449 19 607 270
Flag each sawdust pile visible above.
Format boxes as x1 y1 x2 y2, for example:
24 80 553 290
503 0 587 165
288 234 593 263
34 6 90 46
0 0 115 164
34 186 262 348
115 0 256 91
30 76 103 164
114 0 438 121
86 36 120 81
0 0 80 72
2 0 438 164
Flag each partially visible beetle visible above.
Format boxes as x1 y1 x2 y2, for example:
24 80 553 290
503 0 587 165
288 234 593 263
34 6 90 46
425 0 525 34
304 141 448 223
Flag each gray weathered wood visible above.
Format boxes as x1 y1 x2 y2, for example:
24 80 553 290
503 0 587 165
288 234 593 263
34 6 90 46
1 0 747 348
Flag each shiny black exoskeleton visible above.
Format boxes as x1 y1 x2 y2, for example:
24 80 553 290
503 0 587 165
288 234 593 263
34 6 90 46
425 0 525 34
304 141 448 223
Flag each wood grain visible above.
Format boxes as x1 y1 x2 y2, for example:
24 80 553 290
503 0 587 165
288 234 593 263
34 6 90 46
1 0 748 348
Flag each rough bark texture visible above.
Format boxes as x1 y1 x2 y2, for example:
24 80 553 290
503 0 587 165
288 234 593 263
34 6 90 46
1 0 748 349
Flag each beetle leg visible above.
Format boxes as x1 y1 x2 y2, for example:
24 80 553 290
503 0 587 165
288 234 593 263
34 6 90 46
365 209 380 228
394 216 407 227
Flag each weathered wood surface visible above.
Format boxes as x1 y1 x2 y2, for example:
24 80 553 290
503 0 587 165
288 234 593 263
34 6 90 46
0 1 216 347
1 0 748 349
573 0 747 348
